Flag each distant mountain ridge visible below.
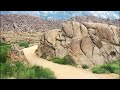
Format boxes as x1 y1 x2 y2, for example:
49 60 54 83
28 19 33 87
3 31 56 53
0 14 119 32
1 11 119 20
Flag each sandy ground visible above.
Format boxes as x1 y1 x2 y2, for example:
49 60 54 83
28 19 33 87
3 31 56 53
23 45 119 79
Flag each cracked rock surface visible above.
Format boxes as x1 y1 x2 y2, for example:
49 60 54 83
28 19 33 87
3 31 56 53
36 21 120 67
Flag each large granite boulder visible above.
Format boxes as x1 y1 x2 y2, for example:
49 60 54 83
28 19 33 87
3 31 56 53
36 21 120 67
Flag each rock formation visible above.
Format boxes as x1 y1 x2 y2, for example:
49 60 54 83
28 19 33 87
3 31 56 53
8 44 28 64
36 21 120 67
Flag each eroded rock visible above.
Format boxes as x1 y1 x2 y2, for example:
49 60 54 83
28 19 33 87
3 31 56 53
36 21 120 67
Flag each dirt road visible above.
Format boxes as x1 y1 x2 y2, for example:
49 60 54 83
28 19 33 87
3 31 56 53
23 45 119 79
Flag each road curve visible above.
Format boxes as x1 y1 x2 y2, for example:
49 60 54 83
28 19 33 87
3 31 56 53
23 45 119 79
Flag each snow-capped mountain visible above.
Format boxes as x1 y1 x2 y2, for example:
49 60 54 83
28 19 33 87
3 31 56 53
0 11 119 20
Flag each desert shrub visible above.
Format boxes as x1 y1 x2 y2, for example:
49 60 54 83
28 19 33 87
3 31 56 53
52 55 76 65
52 57 64 64
92 66 110 74
0 43 9 46
82 64 89 69
0 43 11 63
0 61 56 79
28 66 56 79
18 41 30 48
92 61 120 74
0 62 14 78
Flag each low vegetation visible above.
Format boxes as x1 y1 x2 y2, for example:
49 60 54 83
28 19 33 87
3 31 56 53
82 64 89 69
0 42 56 79
92 61 120 74
0 43 11 63
18 41 30 48
0 61 56 79
52 55 76 66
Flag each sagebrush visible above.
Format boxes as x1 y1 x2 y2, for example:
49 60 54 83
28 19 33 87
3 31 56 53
0 61 56 79
18 41 30 48
92 61 120 74
0 43 11 63
52 55 76 65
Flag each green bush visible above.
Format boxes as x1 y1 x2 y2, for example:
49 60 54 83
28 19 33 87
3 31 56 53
0 61 56 79
92 61 120 74
0 62 13 78
0 43 11 63
92 66 110 74
0 43 8 46
18 41 30 48
29 66 56 79
82 64 89 69
52 55 76 65
52 57 64 64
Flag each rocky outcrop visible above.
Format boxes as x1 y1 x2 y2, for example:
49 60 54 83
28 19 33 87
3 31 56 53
8 44 28 64
36 21 120 67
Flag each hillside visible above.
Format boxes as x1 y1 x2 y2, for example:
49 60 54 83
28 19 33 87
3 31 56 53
0 14 119 32
0 14 63 32
69 16 120 26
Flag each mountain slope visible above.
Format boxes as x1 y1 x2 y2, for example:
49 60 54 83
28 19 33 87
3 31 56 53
0 14 119 32
1 11 119 20
0 14 63 31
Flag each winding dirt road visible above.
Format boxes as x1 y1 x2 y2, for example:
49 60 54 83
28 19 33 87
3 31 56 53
23 45 119 79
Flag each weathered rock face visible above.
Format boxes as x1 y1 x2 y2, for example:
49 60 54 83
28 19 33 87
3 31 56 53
62 21 82 38
36 21 120 67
